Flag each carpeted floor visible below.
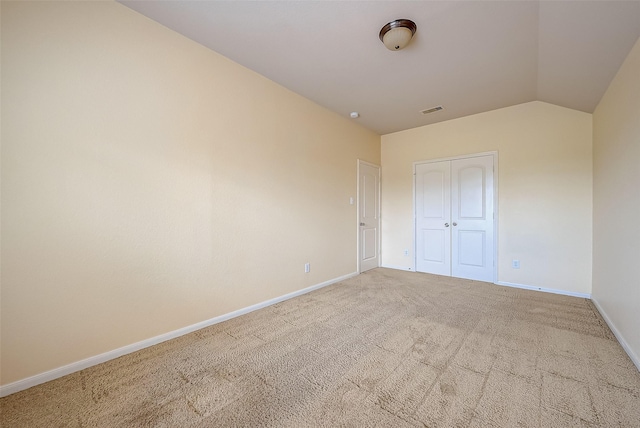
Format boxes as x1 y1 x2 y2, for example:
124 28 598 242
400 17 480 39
1 268 639 427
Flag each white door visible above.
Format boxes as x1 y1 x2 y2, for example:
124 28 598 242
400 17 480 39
415 161 451 276
358 161 380 272
451 156 494 282
415 155 494 282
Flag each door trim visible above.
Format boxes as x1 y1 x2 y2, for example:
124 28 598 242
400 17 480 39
357 160 381 273
412 151 498 282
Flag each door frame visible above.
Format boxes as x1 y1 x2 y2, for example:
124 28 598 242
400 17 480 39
357 160 381 273
412 151 499 282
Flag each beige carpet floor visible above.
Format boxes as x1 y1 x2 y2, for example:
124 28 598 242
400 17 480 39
1 268 639 427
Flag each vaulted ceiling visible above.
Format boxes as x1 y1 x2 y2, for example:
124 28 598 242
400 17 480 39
120 1 640 135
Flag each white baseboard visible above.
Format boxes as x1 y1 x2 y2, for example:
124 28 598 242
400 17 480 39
591 297 640 372
0 271 357 398
495 280 591 299
380 264 414 271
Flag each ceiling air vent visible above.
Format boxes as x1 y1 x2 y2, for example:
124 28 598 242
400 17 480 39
420 105 444 115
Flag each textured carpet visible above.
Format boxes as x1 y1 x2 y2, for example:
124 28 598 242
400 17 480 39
1 268 639 427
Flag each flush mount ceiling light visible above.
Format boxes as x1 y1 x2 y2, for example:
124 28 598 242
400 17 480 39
379 19 417 51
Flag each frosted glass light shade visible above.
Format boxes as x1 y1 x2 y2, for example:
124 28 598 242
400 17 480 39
379 19 417 51
383 27 413 50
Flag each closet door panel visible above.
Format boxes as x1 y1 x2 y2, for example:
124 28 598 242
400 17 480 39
415 161 451 276
451 156 494 282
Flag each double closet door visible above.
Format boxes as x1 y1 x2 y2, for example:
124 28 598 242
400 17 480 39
415 155 494 282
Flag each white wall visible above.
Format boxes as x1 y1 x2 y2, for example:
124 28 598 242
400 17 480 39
0 1 380 387
381 101 593 295
592 37 640 369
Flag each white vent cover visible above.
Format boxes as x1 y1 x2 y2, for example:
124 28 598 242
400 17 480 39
420 105 444 115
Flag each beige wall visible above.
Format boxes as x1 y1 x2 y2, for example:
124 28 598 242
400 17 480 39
381 101 592 294
592 37 640 367
0 1 379 386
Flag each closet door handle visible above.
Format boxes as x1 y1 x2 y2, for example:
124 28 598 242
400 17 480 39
445 223 449 227
452 222 458 226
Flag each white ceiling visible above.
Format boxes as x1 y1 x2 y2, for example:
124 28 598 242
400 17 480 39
120 1 640 135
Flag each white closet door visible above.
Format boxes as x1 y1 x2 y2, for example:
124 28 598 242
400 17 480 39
451 156 494 281
415 161 451 276
415 155 495 282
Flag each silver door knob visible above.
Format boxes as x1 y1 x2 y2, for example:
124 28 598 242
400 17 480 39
360 222 365 226
445 223 449 227
452 222 457 226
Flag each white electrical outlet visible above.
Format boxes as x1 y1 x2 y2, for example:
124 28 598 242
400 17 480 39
304 263 310 273
512 260 520 269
